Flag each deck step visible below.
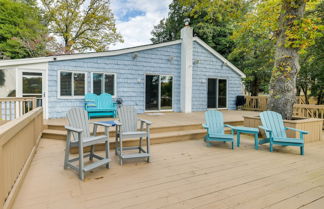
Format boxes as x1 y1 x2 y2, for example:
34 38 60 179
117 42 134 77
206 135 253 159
42 123 236 154
83 158 110 172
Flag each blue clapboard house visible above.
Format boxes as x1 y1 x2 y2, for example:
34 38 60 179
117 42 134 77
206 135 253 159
0 25 245 119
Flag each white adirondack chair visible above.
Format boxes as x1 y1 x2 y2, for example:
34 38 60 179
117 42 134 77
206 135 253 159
115 106 152 165
64 108 112 180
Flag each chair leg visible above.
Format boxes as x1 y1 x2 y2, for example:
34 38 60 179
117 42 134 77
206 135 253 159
64 133 71 169
115 127 118 156
79 145 84 180
89 145 94 160
119 135 123 165
270 143 273 152
231 141 234 150
139 137 142 153
146 136 150 163
300 146 304 155
105 141 110 168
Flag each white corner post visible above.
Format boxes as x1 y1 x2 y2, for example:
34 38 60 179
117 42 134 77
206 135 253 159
180 26 193 113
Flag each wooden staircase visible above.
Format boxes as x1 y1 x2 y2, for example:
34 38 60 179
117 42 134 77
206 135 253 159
42 121 243 153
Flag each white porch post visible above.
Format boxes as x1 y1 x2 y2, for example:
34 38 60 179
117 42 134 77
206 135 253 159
180 25 193 113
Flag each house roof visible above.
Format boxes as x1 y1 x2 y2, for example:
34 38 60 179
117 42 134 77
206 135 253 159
0 38 245 78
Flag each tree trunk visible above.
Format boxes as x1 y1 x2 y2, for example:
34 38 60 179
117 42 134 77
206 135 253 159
301 86 309 104
268 0 306 120
317 90 324 105
251 75 259 96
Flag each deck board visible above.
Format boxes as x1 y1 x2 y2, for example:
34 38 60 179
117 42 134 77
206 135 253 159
12 133 324 209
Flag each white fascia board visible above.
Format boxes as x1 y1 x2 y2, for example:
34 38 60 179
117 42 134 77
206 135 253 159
193 37 246 78
0 40 182 67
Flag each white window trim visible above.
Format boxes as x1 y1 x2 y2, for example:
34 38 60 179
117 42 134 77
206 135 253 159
90 72 117 97
206 77 228 109
57 70 87 99
144 73 174 112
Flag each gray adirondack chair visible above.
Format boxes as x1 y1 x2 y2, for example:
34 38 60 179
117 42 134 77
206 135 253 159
115 106 152 165
64 108 112 180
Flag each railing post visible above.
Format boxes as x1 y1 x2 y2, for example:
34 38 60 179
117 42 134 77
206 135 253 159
0 147 4 209
32 97 36 110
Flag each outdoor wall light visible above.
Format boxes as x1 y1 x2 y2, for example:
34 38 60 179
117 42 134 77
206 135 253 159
193 59 200 65
168 56 174 63
132 53 138 60
201 79 206 83
137 78 142 83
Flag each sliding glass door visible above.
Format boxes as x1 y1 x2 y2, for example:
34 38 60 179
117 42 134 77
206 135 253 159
145 75 173 111
207 78 227 109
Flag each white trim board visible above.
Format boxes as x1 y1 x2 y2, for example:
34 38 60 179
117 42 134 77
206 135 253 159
193 37 246 78
0 40 182 67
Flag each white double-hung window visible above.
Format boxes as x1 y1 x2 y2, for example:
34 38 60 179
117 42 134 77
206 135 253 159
59 71 86 98
91 73 116 96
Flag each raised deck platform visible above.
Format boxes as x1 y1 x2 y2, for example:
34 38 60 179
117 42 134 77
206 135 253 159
43 110 259 150
12 134 324 209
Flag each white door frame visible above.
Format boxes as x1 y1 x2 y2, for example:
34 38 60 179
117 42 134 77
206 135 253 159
16 68 47 118
144 74 174 112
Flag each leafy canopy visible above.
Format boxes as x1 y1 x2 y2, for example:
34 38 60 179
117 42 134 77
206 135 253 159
151 0 255 57
40 0 123 54
0 0 48 59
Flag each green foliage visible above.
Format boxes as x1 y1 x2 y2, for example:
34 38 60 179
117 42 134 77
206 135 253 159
0 0 49 59
151 0 254 57
40 0 123 54
298 1 324 104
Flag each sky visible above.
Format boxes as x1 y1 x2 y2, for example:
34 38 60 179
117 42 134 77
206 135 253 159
110 0 172 50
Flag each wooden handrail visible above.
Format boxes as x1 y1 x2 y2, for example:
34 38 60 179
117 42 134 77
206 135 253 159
0 97 37 121
0 107 43 209
293 104 324 119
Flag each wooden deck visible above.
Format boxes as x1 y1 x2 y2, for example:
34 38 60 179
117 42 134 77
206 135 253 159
12 133 324 209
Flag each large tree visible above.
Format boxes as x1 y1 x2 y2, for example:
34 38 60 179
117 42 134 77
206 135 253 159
229 0 279 95
40 0 123 54
268 0 321 119
0 0 48 59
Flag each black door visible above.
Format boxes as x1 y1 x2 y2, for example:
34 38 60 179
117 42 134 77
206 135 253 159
207 78 217 108
145 75 159 110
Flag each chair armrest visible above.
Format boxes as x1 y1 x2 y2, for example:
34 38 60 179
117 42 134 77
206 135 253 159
224 124 235 129
65 126 83 133
114 120 122 126
92 122 113 127
259 126 272 132
202 124 208 129
285 127 309 134
139 119 152 125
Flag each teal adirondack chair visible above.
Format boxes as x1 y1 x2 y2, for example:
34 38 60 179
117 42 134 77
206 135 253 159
259 111 309 155
203 110 235 149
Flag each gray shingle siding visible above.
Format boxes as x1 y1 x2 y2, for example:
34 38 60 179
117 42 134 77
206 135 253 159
48 44 181 118
192 41 243 111
46 41 243 118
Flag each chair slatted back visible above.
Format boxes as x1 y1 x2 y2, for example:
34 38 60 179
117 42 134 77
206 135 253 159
67 108 90 141
205 110 225 135
260 111 287 138
85 93 98 110
118 106 138 132
97 93 114 109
